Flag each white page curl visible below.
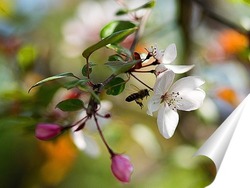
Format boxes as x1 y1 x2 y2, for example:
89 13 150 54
194 94 250 187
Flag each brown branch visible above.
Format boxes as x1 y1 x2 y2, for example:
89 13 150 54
192 0 249 35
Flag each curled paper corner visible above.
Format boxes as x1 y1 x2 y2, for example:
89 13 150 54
194 94 250 187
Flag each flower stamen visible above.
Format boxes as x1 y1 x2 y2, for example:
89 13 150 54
161 91 183 111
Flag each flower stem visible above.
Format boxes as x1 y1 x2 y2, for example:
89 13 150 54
130 9 151 52
130 72 153 91
65 116 88 130
93 114 114 155
131 70 154 73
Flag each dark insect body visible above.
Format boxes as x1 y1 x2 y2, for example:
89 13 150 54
125 89 150 108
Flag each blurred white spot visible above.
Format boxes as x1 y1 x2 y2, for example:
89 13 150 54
172 145 198 169
198 97 219 123
71 130 100 158
131 124 161 158
241 17 250 30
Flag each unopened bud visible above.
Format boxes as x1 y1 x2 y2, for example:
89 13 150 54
35 123 63 140
111 154 133 183
105 113 111 118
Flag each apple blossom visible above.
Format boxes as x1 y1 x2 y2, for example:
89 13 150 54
152 43 195 75
147 70 205 139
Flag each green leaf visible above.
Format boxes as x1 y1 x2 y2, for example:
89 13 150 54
82 62 96 77
139 0 156 9
107 44 132 57
115 9 129 16
34 83 61 107
105 77 126 96
76 85 101 104
105 60 139 75
56 98 84 111
82 27 137 59
108 54 124 61
63 78 88 90
115 1 156 15
100 20 136 40
28 72 78 93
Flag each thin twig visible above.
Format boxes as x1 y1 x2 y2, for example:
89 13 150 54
130 72 153 91
94 114 114 155
130 10 152 52
132 70 154 73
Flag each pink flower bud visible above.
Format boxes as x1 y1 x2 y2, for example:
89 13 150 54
35 123 62 140
111 154 133 183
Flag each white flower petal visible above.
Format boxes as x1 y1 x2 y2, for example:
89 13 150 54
71 130 87 150
71 131 100 158
157 105 179 139
100 100 113 111
85 116 110 132
162 43 177 64
152 44 164 61
81 134 100 157
165 64 195 74
170 76 205 93
178 88 206 111
155 64 168 76
155 51 164 61
147 94 162 115
154 70 175 95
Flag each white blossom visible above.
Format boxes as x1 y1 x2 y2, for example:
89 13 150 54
147 70 205 139
152 43 195 75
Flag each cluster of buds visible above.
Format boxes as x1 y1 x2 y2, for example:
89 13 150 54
35 95 134 183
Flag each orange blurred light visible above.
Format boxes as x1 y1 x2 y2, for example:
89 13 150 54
39 134 77 186
218 30 248 55
216 87 240 107
135 43 148 54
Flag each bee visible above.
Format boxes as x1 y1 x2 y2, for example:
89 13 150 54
125 87 150 108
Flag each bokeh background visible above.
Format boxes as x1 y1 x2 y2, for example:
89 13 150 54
0 0 250 187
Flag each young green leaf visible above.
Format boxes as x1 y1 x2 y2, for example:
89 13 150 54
100 20 136 40
139 0 156 9
105 77 126 96
115 9 129 16
77 85 101 104
115 0 156 15
108 54 124 61
105 60 140 75
28 72 79 92
63 78 88 90
82 28 137 59
56 98 84 111
107 44 132 57
82 62 96 77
